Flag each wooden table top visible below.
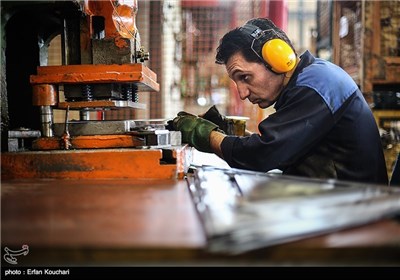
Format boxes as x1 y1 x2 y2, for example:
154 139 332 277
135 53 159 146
2 178 400 266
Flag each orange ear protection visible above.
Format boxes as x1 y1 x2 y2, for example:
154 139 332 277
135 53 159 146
240 23 296 74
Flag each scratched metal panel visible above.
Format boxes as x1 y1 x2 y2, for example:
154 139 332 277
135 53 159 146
187 166 400 254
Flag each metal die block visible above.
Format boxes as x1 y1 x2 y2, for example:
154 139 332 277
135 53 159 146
52 120 134 137
129 129 171 147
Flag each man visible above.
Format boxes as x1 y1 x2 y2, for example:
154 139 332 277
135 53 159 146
172 18 388 184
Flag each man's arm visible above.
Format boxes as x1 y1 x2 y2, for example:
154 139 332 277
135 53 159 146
210 129 253 158
209 130 226 158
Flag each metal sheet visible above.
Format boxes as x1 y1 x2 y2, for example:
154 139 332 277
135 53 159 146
187 166 400 254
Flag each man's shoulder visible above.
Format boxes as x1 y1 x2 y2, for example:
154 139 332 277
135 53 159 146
295 60 358 114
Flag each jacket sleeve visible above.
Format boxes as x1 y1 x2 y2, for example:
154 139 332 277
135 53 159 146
221 87 336 172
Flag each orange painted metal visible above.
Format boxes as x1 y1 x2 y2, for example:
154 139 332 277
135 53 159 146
32 84 58 106
32 135 145 150
85 0 133 39
1 146 191 180
111 4 138 39
30 64 159 92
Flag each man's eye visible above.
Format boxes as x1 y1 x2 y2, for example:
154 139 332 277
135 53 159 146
240 74 249 81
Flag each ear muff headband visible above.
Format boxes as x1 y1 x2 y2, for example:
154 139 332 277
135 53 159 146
240 23 296 73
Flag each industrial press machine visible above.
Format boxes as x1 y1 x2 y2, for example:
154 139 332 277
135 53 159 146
1 0 190 180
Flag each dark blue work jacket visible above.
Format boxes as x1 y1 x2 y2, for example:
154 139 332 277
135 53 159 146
221 51 388 185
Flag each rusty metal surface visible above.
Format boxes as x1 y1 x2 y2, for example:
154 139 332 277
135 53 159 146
92 38 133 64
31 135 145 150
52 120 133 136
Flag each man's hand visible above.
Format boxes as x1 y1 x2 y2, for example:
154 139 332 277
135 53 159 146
201 105 233 135
172 111 220 153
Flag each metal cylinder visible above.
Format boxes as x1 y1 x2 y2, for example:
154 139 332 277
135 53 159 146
40 106 54 137
80 108 91 120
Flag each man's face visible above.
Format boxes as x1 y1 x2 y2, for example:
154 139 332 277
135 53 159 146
225 52 284 108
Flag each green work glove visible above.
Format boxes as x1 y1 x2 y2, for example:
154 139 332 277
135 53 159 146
172 111 219 153
202 105 234 135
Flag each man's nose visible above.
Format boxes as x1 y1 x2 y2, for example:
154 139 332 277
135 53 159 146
237 84 250 100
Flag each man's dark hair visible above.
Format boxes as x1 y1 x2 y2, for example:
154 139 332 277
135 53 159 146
215 18 296 65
